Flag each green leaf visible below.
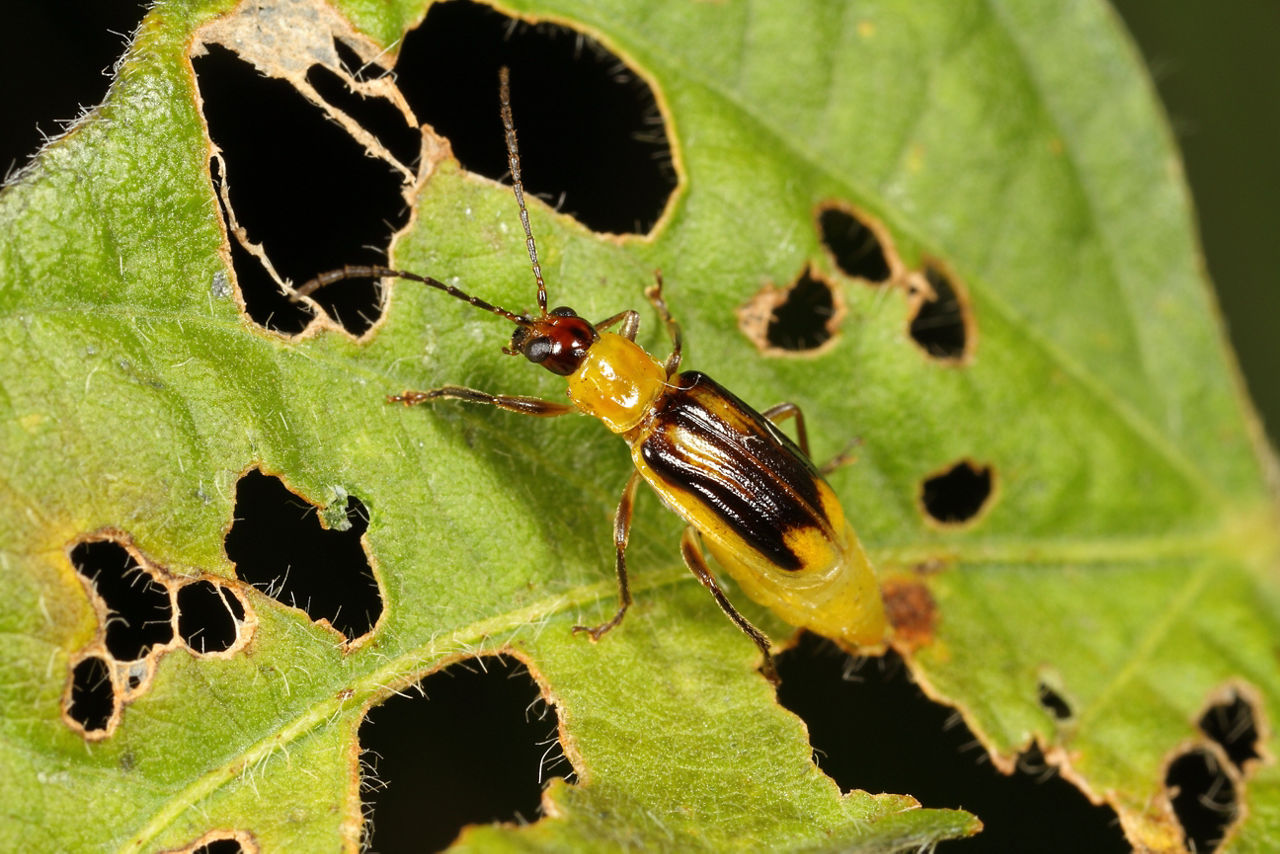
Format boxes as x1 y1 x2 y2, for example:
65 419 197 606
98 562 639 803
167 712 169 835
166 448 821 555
1 1 1275 852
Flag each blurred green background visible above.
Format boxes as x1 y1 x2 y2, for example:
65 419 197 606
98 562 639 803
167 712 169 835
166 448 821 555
1112 1 1280 448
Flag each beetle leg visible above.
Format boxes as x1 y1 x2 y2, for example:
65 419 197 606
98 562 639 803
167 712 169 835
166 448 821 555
644 271 683 377
679 527 779 685
573 470 641 641
594 309 641 341
388 385 573 417
818 437 864 476
763 404 861 473
761 402 810 459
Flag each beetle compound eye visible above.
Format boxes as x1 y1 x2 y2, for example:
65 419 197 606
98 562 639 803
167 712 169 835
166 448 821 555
550 306 577 317
524 336 554 363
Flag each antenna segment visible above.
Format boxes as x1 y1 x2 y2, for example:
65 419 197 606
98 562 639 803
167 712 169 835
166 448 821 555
498 66 548 315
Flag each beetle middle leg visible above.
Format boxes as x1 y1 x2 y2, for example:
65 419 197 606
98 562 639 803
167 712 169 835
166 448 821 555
388 385 573 416
817 438 863 476
573 470 641 641
761 402 811 458
762 402 861 473
679 527 779 684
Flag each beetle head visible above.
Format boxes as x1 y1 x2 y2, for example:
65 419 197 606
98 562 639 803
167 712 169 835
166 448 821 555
506 306 597 375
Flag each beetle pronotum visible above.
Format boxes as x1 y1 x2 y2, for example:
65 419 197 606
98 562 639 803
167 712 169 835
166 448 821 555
296 68 886 682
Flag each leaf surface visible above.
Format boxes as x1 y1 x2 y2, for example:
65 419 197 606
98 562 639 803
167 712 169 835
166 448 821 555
1 0 1275 851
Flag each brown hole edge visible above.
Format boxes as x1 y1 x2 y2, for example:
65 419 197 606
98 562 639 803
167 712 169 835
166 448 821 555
918 458 997 529
737 264 846 357
905 258 976 364
62 529 256 740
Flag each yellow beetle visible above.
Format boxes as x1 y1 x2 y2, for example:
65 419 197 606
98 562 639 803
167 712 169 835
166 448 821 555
296 68 886 682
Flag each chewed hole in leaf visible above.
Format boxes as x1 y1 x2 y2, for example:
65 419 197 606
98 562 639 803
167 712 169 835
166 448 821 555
0 1 147 176
192 838 248 854
1037 682 1074 721
909 263 972 361
359 656 571 852
66 654 117 734
1167 749 1237 852
920 459 995 526
194 42 405 336
222 585 246 621
70 539 173 661
224 469 381 642
392 0 676 235
816 204 892 283
1199 690 1261 771
776 635 1126 853
306 57 420 168
738 266 845 356
176 581 243 655
172 830 257 854
766 266 840 352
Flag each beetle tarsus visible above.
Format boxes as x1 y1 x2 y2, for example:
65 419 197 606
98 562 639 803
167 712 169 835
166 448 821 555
572 608 628 641
388 390 431 405
572 471 640 642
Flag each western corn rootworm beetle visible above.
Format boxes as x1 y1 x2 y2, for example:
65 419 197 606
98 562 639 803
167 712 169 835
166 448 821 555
295 68 886 682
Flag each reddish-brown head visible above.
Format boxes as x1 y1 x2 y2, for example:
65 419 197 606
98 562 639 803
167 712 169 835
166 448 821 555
507 306 598 375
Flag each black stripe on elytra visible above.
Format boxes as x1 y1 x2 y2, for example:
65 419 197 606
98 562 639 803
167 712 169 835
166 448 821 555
640 373 830 571
668 372 825 512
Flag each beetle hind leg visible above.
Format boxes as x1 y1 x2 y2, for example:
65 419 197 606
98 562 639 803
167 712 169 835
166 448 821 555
679 527 779 685
572 470 641 641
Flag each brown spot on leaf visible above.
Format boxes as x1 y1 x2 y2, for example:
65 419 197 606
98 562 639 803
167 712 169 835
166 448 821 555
882 578 938 649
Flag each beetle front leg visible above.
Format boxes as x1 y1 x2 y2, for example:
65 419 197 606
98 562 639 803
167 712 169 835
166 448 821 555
388 385 574 417
573 469 641 641
594 309 641 341
679 527 779 685
644 271 683 377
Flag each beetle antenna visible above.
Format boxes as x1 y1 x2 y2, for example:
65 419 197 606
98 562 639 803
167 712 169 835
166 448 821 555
292 264 532 327
499 66 548 316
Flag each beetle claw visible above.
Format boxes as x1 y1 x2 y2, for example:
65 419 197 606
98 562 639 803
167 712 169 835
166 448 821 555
571 624 605 642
